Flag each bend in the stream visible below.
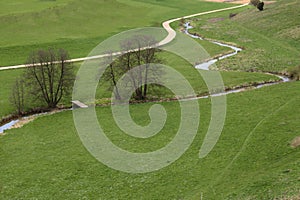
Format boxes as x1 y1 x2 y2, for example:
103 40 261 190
0 22 291 135
184 22 242 70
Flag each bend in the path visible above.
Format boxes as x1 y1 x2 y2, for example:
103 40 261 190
0 3 248 71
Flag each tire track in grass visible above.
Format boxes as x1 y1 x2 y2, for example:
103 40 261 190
189 96 297 199
211 96 297 193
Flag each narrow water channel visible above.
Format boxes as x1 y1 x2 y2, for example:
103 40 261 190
181 21 290 100
0 120 19 134
184 22 242 70
0 22 291 134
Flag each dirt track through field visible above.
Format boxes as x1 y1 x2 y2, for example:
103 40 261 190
0 3 248 71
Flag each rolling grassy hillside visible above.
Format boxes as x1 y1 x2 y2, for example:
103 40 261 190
1 1 299 199
184 0 300 72
0 81 299 199
0 0 233 66
0 0 74 16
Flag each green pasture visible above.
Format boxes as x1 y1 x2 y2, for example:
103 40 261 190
0 0 235 66
0 0 74 16
0 1 299 199
0 81 299 199
182 0 300 72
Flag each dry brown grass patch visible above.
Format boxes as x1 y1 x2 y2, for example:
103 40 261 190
276 194 300 200
291 136 300 148
11 116 35 129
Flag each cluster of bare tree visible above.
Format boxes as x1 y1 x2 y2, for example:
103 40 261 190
10 49 75 115
10 36 164 114
103 35 163 101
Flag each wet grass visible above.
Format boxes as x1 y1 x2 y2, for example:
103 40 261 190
0 81 299 199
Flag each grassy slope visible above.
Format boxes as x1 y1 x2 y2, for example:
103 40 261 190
0 0 233 66
1 1 299 199
0 0 75 16
187 0 300 72
0 81 299 199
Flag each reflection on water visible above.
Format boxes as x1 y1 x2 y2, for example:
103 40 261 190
0 120 19 134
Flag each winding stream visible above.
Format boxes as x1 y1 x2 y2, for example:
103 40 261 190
182 21 290 98
185 22 243 70
0 20 291 135
184 22 290 82
0 120 19 134
0 110 69 134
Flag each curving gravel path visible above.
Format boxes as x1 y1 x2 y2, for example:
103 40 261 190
0 3 248 71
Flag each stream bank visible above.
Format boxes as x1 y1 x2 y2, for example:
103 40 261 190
0 20 291 135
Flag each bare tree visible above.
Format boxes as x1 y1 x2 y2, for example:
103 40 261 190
140 37 161 98
10 78 25 115
104 35 163 100
102 52 122 100
25 49 75 108
288 65 300 81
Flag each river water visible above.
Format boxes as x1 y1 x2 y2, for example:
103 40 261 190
0 110 68 134
180 22 290 101
0 120 19 134
184 22 242 70
0 22 290 134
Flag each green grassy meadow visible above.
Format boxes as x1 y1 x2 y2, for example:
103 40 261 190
0 0 234 67
183 0 300 72
0 0 300 199
1 81 299 199
0 0 74 16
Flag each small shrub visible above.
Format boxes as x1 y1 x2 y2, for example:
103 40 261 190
229 13 237 18
291 136 300 148
288 65 300 80
179 18 185 26
257 2 265 11
250 0 265 11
